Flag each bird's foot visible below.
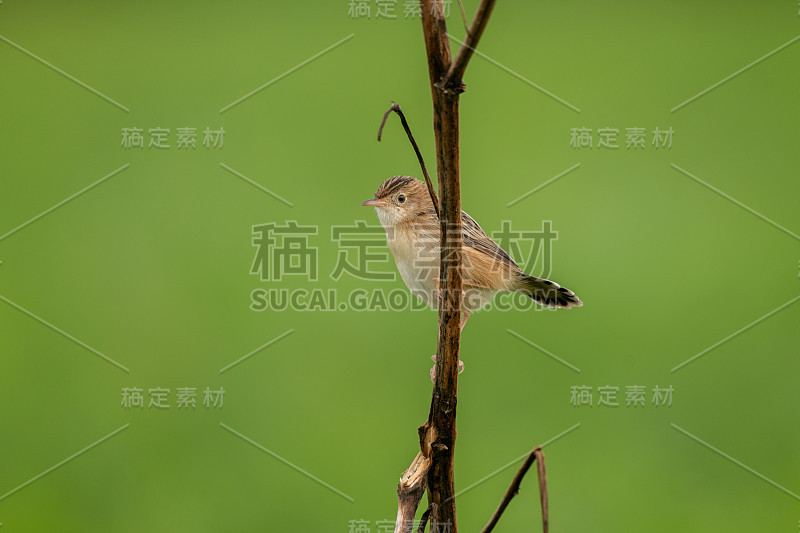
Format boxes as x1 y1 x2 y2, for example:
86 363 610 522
429 354 465 383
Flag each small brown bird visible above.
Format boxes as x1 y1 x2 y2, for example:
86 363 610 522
362 176 581 376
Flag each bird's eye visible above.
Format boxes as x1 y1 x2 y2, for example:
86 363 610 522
397 194 406 204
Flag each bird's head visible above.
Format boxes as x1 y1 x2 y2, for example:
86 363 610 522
361 176 433 228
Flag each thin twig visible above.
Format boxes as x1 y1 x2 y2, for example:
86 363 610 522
455 0 470 35
377 101 440 217
441 0 498 92
416 503 437 533
536 448 549 532
481 446 548 533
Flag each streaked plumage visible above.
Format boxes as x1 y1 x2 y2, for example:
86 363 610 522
363 176 582 323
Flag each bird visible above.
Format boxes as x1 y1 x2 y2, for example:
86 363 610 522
362 175 582 377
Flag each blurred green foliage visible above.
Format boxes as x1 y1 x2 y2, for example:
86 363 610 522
1 1 798 531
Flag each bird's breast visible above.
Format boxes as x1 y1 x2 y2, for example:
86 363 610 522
387 224 439 308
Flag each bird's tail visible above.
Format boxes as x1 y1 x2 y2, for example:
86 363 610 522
515 272 583 309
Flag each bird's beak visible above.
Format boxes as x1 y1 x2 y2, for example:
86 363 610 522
361 198 386 207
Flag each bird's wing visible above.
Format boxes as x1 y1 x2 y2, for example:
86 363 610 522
461 211 519 289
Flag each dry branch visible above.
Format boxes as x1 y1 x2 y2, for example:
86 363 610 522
482 446 549 533
420 0 463 529
387 1 502 531
395 452 432 533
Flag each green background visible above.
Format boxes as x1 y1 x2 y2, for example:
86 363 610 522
1 1 799 531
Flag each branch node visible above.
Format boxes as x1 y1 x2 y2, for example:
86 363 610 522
436 81 467 96
417 423 433 457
